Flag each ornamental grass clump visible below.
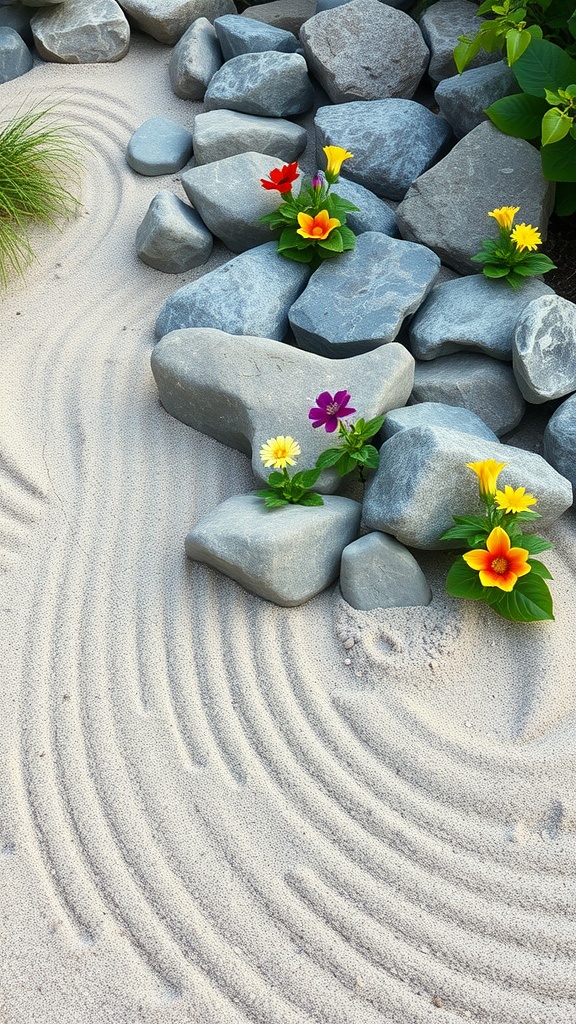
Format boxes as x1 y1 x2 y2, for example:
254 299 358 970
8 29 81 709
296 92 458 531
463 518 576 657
0 103 83 286
441 459 555 621
472 205 556 288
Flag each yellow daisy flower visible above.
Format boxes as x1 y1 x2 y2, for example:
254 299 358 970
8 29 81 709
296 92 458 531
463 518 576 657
511 223 542 252
495 485 537 514
488 206 520 231
466 459 507 501
260 435 301 469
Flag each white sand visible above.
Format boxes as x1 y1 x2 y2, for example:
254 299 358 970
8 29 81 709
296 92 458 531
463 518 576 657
1 33 576 1024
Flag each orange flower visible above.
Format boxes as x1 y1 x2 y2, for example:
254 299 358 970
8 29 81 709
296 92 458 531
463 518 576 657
296 209 340 240
463 526 531 592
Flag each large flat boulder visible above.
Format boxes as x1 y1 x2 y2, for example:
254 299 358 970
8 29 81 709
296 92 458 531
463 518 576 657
214 14 298 59
118 0 235 44
434 61 519 139
340 532 432 610
31 0 130 62
204 50 314 117
411 353 525 436
241 0 315 34
135 191 213 273
168 17 222 100
383 402 498 443
192 109 307 165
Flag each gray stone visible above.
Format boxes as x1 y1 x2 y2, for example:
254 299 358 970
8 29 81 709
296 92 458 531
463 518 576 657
180 151 289 253
331 178 398 237
434 61 520 139
411 353 525 436
0 25 31 80
318 0 414 10
118 0 235 44
315 99 452 201
151 328 415 487
419 0 500 83
513 295 576 404
155 242 310 339
409 275 555 362
168 17 222 100
127 117 193 176
31 0 130 62
396 121 555 273
383 402 499 443
363 426 573 549
543 395 576 494
300 0 429 103
192 109 307 165
214 14 298 59
135 191 213 273
340 532 432 609
185 494 362 606
289 232 440 357
204 51 314 117
0 4 33 46
242 0 316 35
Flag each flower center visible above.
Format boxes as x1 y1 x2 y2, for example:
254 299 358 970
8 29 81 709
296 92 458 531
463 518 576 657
274 446 287 459
325 402 339 415
311 225 324 236
491 556 509 574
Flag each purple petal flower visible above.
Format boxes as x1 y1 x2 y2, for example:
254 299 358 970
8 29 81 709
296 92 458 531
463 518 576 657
308 390 356 432
312 172 323 189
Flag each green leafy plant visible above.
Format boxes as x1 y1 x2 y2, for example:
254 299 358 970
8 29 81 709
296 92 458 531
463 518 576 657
454 0 576 74
309 390 385 483
256 435 323 508
472 204 556 286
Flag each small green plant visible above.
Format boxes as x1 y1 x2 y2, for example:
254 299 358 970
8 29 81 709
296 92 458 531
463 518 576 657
454 0 576 74
309 391 385 483
0 103 83 285
472 205 556 287
256 436 323 508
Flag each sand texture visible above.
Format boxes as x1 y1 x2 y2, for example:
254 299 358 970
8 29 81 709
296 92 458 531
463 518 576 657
1 34 576 1024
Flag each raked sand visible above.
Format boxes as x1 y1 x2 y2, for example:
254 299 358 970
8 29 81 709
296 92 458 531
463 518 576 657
1 32 576 1024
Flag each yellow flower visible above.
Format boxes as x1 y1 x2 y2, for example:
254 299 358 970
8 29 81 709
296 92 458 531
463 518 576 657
488 206 520 231
495 485 537 514
466 459 507 501
323 145 353 180
511 223 542 252
296 209 340 240
260 435 301 469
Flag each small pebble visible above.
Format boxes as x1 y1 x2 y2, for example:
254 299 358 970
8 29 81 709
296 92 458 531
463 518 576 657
465 720 472 728
344 658 351 666
432 995 443 1008
343 638 355 650
356 975 365 988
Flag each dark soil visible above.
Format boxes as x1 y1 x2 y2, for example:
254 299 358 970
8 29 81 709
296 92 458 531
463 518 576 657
545 213 576 303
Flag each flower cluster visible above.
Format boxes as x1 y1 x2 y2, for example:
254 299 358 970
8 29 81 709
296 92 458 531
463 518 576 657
472 205 556 288
441 459 554 622
259 146 358 268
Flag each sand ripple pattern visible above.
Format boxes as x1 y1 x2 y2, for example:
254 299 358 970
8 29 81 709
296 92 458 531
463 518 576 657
2 49 576 1024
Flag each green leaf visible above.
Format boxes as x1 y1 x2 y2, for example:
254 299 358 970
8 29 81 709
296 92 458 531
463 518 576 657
511 37 576 96
486 92 548 138
506 27 532 65
335 452 358 477
544 87 564 104
452 514 491 529
358 414 386 439
483 264 513 278
318 229 344 253
280 247 314 264
527 557 553 579
445 557 488 600
254 488 276 498
516 253 557 272
485 571 554 620
354 444 379 467
338 225 357 250
570 10 576 40
541 130 576 180
541 106 573 145
262 493 289 507
315 446 345 470
266 472 284 487
292 467 321 489
454 36 484 74
298 491 324 507
327 195 359 214
516 534 554 554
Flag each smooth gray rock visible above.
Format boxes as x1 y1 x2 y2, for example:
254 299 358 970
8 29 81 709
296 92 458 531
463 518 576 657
363 426 573 549
242 0 315 34
127 117 193 175
419 0 500 82
155 242 310 339
397 121 555 273
513 295 576 404
185 494 362 606
383 402 499 442
301 0 429 103
0 25 31 80
31 0 130 62
180 151 289 253
315 99 452 201
340 532 432 609
543 395 576 494
214 14 298 59
435 61 520 139
289 232 440 357
151 328 415 489
204 51 314 117
168 17 222 100
318 0 413 10
118 0 235 43
135 191 213 273
411 353 525 436
192 109 307 165
0 4 33 46
409 275 555 362
332 178 398 236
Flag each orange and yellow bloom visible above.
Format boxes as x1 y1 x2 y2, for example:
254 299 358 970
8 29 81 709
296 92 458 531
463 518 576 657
463 526 531 592
296 209 340 240
495 485 537 514
323 145 353 181
511 223 542 252
488 206 520 230
260 435 300 470
466 459 507 501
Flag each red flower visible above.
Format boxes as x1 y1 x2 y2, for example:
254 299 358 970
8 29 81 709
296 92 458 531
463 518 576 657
260 162 299 193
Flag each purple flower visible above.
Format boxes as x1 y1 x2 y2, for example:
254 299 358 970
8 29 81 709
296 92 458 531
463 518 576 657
312 172 323 189
309 390 356 432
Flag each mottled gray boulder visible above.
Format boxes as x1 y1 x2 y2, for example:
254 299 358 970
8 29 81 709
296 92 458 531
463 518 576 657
315 99 452 201
340 532 432 609
168 17 222 100
204 51 314 117
397 121 555 273
151 328 414 488
512 295 576 404
435 61 519 139
118 0 235 43
180 152 288 253
289 232 440 357
242 0 315 34
383 402 498 442
543 395 576 494
135 191 213 273
127 117 193 176
31 0 129 61
301 0 429 103
363 426 573 549
155 242 310 339
214 14 298 59
0 4 33 46
0 25 31 80
409 275 554 362
185 494 361 606
192 109 307 165
411 353 525 436
332 178 398 237
419 0 500 83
